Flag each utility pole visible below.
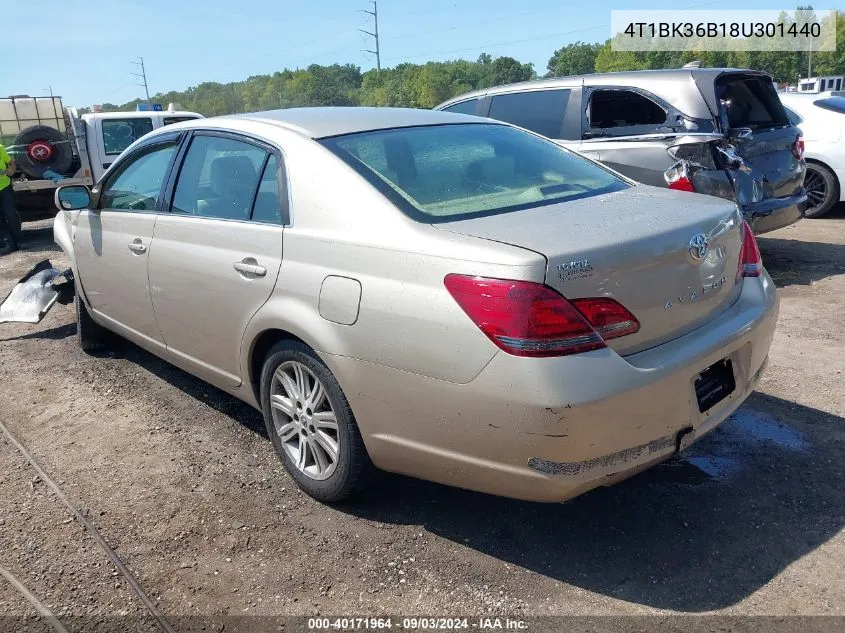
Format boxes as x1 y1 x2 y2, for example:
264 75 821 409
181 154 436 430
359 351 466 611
808 43 812 79
359 0 381 71
131 57 151 103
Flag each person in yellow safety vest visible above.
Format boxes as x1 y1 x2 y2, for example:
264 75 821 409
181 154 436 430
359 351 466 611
0 144 19 255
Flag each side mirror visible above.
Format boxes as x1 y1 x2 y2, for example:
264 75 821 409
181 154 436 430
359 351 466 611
54 185 91 211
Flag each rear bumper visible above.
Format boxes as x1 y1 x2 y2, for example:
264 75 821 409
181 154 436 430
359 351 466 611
324 273 780 502
743 191 807 234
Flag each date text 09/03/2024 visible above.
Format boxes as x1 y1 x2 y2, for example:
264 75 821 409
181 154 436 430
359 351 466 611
307 617 529 630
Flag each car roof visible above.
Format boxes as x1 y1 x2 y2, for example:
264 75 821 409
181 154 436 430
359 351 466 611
779 92 845 116
436 68 772 120
81 111 202 120
437 68 763 105
220 107 490 139
780 91 837 101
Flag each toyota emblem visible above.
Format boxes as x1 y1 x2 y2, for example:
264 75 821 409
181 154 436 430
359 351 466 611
688 234 709 262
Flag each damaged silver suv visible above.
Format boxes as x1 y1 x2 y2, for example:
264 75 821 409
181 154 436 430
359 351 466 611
437 68 807 234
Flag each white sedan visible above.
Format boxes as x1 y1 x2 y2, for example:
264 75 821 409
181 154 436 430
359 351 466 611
780 93 845 217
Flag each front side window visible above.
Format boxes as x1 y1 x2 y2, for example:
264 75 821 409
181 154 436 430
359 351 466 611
587 89 667 131
441 99 479 115
322 123 627 222
488 90 570 138
102 118 154 155
99 141 178 211
172 135 267 221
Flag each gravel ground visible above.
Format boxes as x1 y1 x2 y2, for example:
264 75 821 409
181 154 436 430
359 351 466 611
0 209 843 629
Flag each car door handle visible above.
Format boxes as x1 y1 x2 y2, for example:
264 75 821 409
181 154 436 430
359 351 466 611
127 239 147 254
233 258 267 278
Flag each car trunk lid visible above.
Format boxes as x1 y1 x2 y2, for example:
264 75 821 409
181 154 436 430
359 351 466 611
436 186 745 356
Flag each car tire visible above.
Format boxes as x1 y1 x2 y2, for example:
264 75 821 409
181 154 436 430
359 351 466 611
75 291 106 353
260 340 372 503
804 161 840 218
12 125 74 179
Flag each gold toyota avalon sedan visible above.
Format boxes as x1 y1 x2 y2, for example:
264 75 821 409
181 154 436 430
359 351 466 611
50 107 778 503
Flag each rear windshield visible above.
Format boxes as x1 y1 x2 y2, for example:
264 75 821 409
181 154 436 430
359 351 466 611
321 123 627 222
716 76 790 131
814 96 845 114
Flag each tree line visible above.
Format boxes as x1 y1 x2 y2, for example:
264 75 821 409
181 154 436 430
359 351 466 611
86 11 843 117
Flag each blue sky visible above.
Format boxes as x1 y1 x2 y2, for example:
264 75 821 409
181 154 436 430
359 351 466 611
7 0 797 108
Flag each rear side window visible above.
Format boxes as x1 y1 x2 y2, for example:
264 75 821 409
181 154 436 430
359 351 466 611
588 90 666 130
172 135 267 220
441 100 479 115
716 76 789 131
814 96 845 114
102 118 154 155
488 90 570 138
322 123 626 222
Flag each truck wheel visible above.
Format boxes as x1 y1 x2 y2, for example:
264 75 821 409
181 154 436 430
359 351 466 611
13 125 74 179
75 292 106 353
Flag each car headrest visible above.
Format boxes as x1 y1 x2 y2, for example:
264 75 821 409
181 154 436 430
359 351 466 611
467 155 517 183
383 138 417 188
210 156 257 199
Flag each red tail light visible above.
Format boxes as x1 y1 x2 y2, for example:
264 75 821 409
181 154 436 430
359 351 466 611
443 275 639 357
792 134 805 160
738 220 762 278
667 176 695 192
570 297 640 340
664 162 695 192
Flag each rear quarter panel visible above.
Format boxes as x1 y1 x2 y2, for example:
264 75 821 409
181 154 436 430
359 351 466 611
240 129 546 386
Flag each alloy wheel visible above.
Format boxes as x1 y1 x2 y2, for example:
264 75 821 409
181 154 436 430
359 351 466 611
804 167 828 211
269 361 340 481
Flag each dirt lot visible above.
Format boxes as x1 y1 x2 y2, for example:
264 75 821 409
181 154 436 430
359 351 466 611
0 208 844 629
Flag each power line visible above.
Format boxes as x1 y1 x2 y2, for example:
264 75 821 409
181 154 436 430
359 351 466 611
130 57 151 103
359 0 381 71
383 24 607 63
289 43 360 68
215 28 358 77
382 3 588 43
383 0 732 64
